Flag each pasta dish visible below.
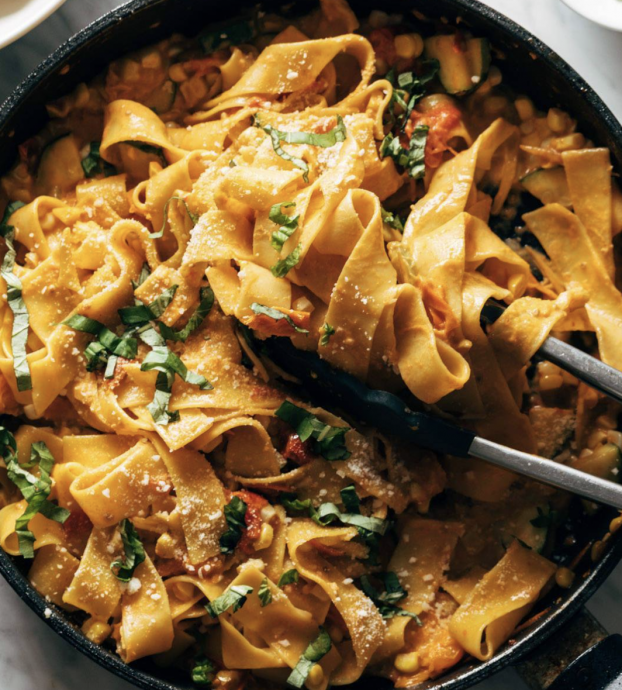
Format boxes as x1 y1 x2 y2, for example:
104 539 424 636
0 0 621 687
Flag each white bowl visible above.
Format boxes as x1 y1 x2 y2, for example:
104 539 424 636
561 0 622 31
0 0 67 50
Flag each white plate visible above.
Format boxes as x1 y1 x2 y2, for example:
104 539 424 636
561 0 622 31
0 0 67 50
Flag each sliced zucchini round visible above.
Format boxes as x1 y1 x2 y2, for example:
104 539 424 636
424 35 490 96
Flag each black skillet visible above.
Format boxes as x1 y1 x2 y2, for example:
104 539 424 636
1 0 622 688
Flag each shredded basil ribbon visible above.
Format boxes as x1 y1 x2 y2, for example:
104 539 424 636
271 243 302 278
190 655 216 687
250 303 309 335
150 195 199 239
0 201 32 391
124 141 168 167
254 115 347 183
1 429 70 558
320 323 335 347
340 484 360 514
159 287 214 342
381 207 404 233
220 495 247 554
269 202 299 251
277 569 299 587
386 60 440 131
111 518 146 582
286 627 332 689
257 577 272 607
205 584 253 617
118 285 178 326
358 572 422 624
81 141 117 178
380 124 429 180
275 401 350 460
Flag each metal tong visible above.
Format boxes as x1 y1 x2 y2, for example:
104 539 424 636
262 334 622 511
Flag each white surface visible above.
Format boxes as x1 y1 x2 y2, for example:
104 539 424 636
1 1 622 689
0 0 66 50
561 0 622 32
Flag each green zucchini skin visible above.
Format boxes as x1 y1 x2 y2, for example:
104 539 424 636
424 35 490 96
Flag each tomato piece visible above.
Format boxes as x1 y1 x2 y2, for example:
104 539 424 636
369 28 397 68
230 489 268 555
283 433 315 466
245 308 310 338
63 508 93 539
407 103 462 169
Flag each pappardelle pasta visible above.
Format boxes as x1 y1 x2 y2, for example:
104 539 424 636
0 1 621 687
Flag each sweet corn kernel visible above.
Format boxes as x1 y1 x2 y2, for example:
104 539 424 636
539 361 562 377
394 652 420 674
253 522 274 551
539 374 564 391
394 33 424 59
514 96 535 121
547 107 569 134
169 63 188 83
307 664 325 687
82 618 112 644
610 514 622 532
141 50 162 70
552 133 585 152
555 567 575 589
120 59 141 82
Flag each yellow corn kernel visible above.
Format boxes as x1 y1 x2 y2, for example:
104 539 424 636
552 133 585 152
141 50 162 70
253 522 274 551
514 96 535 121
155 532 177 559
539 361 562 377
547 107 570 134
307 664 324 687
394 33 424 60
120 59 141 82
82 617 112 644
555 567 575 589
539 374 564 391
169 63 188 83
394 652 420 674
610 514 622 532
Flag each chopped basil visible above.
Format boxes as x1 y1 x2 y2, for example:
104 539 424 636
220 495 247 554
119 285 178 325
386 60 439 131
380 124 429 180
191 655 216 687
258 577 272 607
205 584 253 617
340 485 360 514
199 20 254 54
381 207 404 233
358 572 422 624
254 115 347 183
1 201 32 391
275 401 350 461
125 141 168 167
159 287 214 342
134 263 151 290
313 502 388 536
104 354 119 380
278 569 299 587
250 303 309 334
271 243 302 278
269 202 299 251
148 370 179 425
320 323 335 347
286 627 332 689
3 435 70 559
150 195 199 239
81 141 117 178
111 519 146 582
64 314 138 371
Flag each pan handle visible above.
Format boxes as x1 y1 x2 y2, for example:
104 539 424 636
515 607 622 689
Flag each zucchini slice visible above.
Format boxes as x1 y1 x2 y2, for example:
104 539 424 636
521 167 572 208
144 80 177 114
501 504 554 553
424 35 490 96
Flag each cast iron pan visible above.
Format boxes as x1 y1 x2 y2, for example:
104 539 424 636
1 0 622 688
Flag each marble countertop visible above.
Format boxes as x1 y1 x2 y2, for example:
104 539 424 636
1 0 622 688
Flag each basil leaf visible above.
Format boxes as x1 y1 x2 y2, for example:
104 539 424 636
148 369 179 425
254 115 347 183
275 401 350 460
278 569 299 587
269 202 299 251
134 263 151 289
119 285 178 325
137 324 166 348
381 207 404 232
159 287 214 342
314 502 388 535
81 141 117 178
124 141 167 167
320 323 335 347
1 201 31 391
150 195 199 239
358 573 422 624
191 655 216 687
286 627 332 689
280 496 315 514
340 485 360 514
250 303 309 335
205 584 253 617
380 124 429 180
64 314 138 370
220 495 247 554
200 20 254 54
258 577 272 607
386 60 439 130
271 243 302 278
5 439 70 558
111 519 146 582
104 354 119 380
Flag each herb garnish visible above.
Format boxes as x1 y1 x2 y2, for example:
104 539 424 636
190 655 216 687
250 303 309 334
205 584 254 617
286 627 332 689
320 323 335 347
380 124 429 180
2 431 70 558
271 243 302 278
269 202 299 251
385 61 439 131
124 141 168 167
150 195 199 239
381 207 404 233
275 401 350 461
81 142 117 178
0 201 32 391
358 572 422 624
159 287 214 342
258 577 272 607
340 485 360 514
111 518 146 582
278 569 299 587
220 495 247 554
